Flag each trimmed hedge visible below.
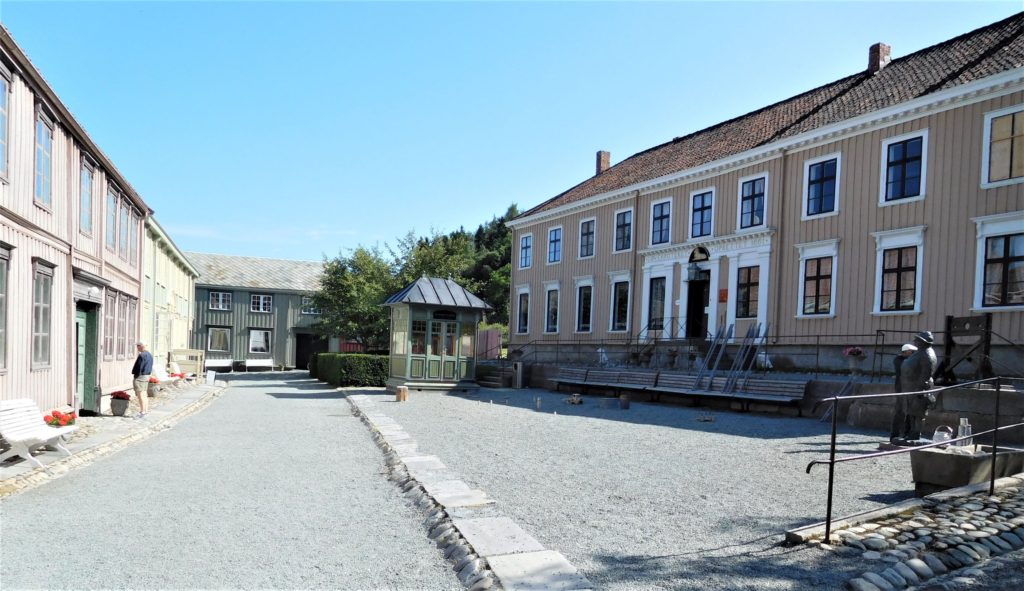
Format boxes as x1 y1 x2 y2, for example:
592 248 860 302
308 353 319 380
314 353 388 387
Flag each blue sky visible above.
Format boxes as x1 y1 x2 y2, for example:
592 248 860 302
0 1 1018 261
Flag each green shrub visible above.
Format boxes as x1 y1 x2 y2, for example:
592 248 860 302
313 353 388 387
308 353 319 379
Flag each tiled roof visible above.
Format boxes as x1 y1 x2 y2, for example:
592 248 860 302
385 277 492 310
185 252 323 292
518 12 1024 219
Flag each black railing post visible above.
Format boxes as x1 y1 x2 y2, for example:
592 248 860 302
825 397 838 544
990 377 1001 496
815 335 821 379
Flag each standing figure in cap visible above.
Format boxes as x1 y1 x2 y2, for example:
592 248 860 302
131 341 153 419
896 331 938 442
889 342 918 442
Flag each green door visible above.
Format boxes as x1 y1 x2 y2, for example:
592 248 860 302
425 321 459 381
76 308 99 411
76 310 87 407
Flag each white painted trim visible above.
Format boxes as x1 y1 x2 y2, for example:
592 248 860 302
573 276 594 334
649 198 672 247
578 216 597 260
515 285 531 335
688 187 715 241
506 70 1024 229
795 239 839 318
546 226 563 266
980 103 1024 188
801 152 842 221
871 225 926 314
971 210 1024 310
677 256 720 340
543 281 560 334
640 261 675 339
518 233 533 270
607 271 631 333
612 206 634 253
736 172 769 231
878 128 929 207
726 250 771 339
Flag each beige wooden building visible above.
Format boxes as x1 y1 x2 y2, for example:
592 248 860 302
0 26 151 412
508 15 1024 372
141 217 198 371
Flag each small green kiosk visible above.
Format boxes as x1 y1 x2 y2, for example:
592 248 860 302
384 277 491 392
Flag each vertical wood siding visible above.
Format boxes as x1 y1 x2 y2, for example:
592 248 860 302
194 288 314 368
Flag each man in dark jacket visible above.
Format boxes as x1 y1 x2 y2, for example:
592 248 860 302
889 343 917 442
897 331 939 442
131 341 154 419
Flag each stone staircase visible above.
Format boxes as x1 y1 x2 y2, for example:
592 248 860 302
477 365 513 389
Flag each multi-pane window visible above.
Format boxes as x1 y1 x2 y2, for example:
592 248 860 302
576 285 592 332
517 292 529 334
648 277 666 330
982 233 1023 307
104 291 116 357
251 294 273 313
579 220 595 258
106 189 118 251
118 201 130 259
128 299 137 346
987 110 1024 183
411 320 426 354
547 228 562 263
209 291 232 310
651 202 670 245
32 262 54 367
208 327 230 352
802 257 833 315
0 246 8 370
691 191 712 238
884 136 923 201
128 211 139 266
301 296 321 315
736 266 759 319
249 329 271 353
116 295 128 358
0 75 9 178
880 246 917 311
545 289 559 333
807 158 837 216
80 161 94 235
611 281 629 331
519 235 532 268
740 178 765 229
615 210 632 251
35 113 53 207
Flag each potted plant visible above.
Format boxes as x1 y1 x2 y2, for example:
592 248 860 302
110 391 131 416
843 346 865 374
43 410 76 427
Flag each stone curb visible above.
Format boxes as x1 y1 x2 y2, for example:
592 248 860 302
785 473 1024 544
0 383 228 499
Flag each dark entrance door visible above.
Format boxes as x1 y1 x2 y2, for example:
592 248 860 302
295 333 328 370
685 270 711 339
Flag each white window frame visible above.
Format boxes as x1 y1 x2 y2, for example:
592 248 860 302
79 158 94 236
971 211 1024 311
801 153 842 220
736 172 769 231
871 226 926 315
980 104 1024 190
105 187 118 252
518 233 533 270
0 244 8 372
31 260 54 369
578 217 596 260
118 199 130 259
207 327 230 352
251 294 273 313
649 199 672 246
34 109 54 209
573 276 594 334
0 66 9 182
543 280 560 334
608 270 631 333
300 296 321 315
546 226 562 265
515 285 530 335
613 207 633 253
688 187 715 240
795 239 839 318
209 291 232 311
879 129 929 207
249 329 271 354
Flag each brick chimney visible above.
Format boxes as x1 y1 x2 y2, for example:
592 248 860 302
868 42 891 74
596 150 611 175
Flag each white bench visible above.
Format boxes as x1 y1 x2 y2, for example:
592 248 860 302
150 367 183 390
205 358 233 372
0 399 78 470
245 359 274 372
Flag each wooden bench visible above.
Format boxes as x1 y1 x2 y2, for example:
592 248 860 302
150 367 183 390
615 370 658 392
205 358 233 372
552 368 588 391
244 359 274 372
0 399 78 470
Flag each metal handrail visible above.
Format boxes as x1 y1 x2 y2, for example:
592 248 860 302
805 376 1024 543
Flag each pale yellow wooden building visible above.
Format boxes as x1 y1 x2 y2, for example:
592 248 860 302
141 217 198 371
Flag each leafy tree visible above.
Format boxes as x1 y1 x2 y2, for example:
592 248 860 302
310 246 396 350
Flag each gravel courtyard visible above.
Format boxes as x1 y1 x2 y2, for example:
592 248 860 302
363 384 916 590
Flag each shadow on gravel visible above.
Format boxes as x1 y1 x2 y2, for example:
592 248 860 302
266 391 349 400
861 490 916 504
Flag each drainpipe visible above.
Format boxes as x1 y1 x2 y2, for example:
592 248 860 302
631 190 641 347
772 149 788 345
